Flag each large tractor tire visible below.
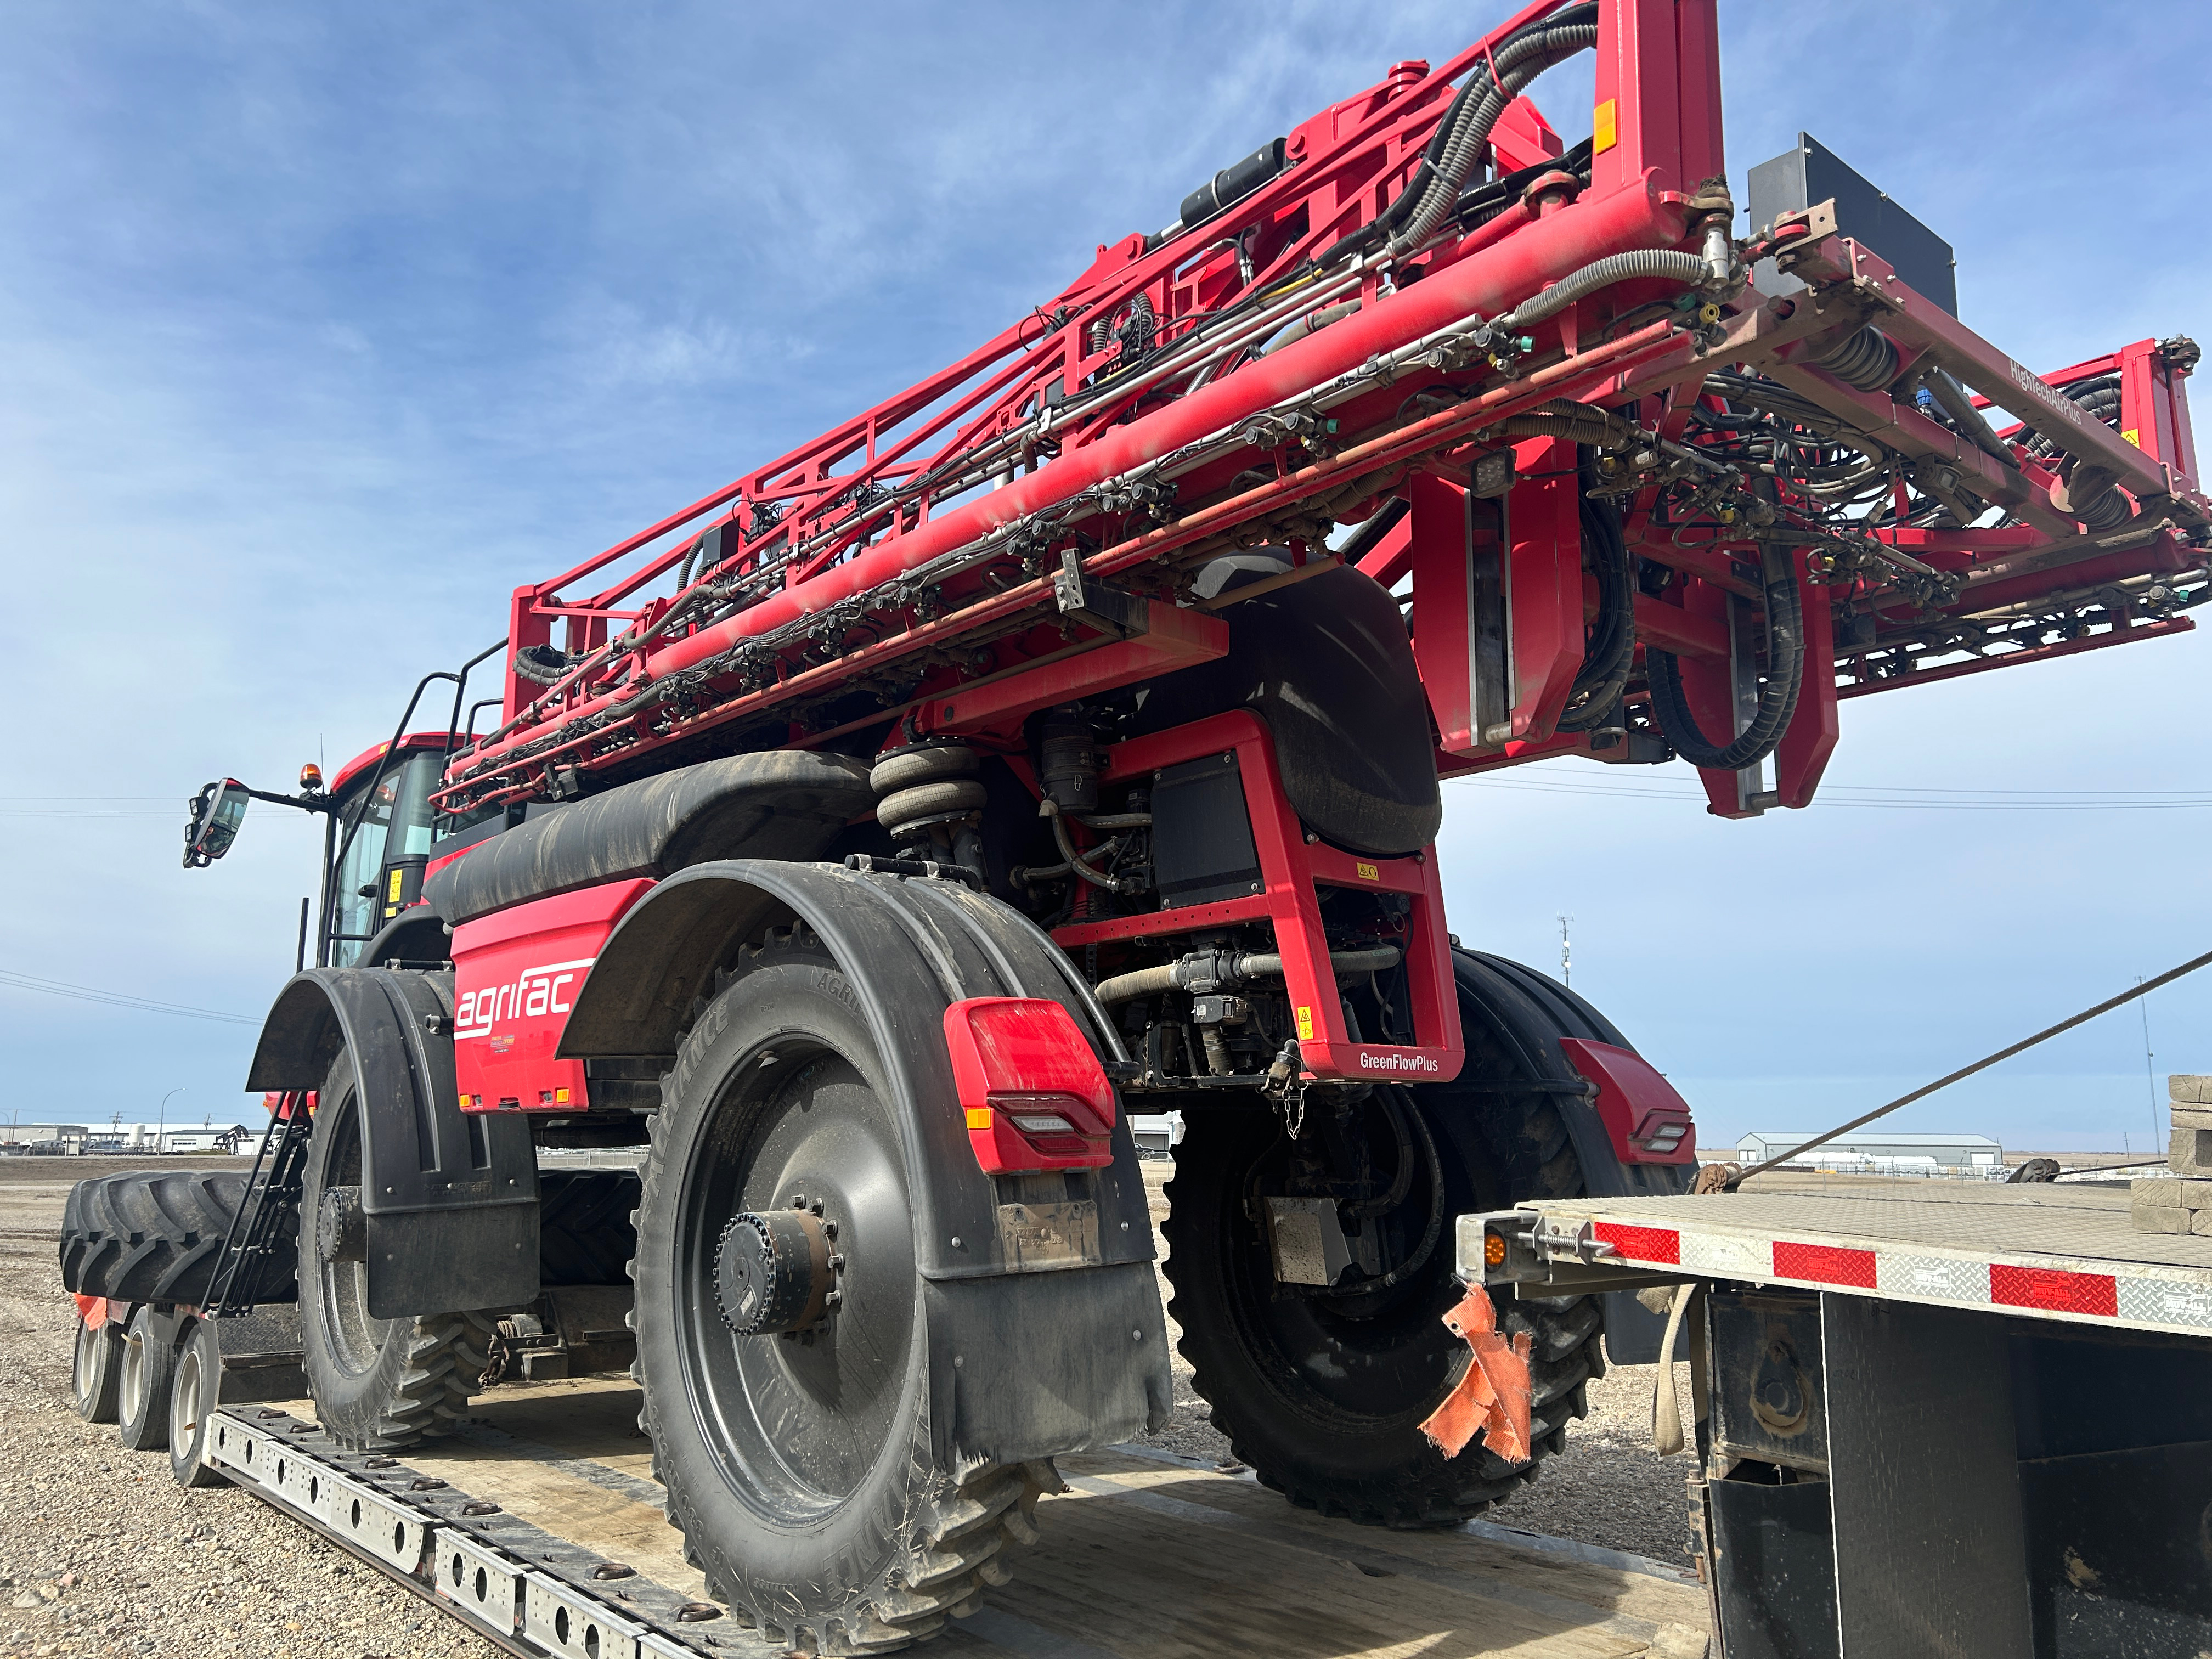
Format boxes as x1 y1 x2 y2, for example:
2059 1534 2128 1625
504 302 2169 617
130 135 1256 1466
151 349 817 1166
60 1170 290 1306
537 1170 639 1286
633 924 1040 1655
300 1051 494 1450
1163 950 1647 1529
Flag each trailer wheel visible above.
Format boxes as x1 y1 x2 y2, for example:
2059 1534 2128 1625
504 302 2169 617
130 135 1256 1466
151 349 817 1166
167 1320 229 1488
116 1304 177 1452
300 1053 493 1450
1164 963 1616 1529
72 1314 123 1423
634 926 1030 1655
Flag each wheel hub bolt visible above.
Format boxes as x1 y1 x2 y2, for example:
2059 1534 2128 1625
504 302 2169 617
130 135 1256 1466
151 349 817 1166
715 1209 836 1335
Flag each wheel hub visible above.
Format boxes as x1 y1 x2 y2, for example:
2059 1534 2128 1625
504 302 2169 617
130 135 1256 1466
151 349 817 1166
714 1206 835 1335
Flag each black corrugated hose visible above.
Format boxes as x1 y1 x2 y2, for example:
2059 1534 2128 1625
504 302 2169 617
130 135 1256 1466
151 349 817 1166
1322 3 1598 264
1645 544 1805 771
1554 459 1636 733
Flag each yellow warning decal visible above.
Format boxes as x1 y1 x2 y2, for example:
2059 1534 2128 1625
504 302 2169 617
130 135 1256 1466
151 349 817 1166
1296 1006 1314 1040
2123 428 2141 447
964 1107 993 1131
1593 98 1618 156
1356 861 1380 881
387 869 405 902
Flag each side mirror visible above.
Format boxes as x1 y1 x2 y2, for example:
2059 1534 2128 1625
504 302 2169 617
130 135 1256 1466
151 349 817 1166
184 779 251 868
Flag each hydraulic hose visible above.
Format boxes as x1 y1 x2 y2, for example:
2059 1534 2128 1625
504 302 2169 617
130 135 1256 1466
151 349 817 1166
1497 248 1714 332
1092 945 1401 1006
1923 369 2019 473
1645 546 1805 772
1304 1088 1446 1298
1554 463 1635 732
510 644 581 686
1491 396 1640 449
1383 8 1600 257
1812 326 1899 393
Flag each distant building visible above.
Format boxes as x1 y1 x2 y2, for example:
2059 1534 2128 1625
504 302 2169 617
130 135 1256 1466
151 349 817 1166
1736 1131 2003 1173
159 1126 252 1154
0 1125 91 1155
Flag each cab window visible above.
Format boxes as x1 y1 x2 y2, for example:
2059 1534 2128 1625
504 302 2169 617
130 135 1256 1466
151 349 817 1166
329 751 442 966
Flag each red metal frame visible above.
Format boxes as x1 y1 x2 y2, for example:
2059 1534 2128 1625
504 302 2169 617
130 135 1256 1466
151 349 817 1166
1058 711 1463 1086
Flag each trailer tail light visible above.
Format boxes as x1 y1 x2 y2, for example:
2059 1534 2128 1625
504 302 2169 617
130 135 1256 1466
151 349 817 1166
943 997 1116 1172
1558 1038 1698 1166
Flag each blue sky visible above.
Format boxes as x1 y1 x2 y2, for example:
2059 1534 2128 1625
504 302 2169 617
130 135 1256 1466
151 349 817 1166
4 2 2209 1151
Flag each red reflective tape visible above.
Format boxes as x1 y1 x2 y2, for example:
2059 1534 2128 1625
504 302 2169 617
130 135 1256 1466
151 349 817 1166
1772 1240 1877 1289
1594 1222 1680 1265
1989 1263 2118 1318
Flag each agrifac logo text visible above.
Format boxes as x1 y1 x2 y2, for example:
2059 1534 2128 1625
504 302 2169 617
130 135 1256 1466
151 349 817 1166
1358 1051 1441 1074
456 957 595 1040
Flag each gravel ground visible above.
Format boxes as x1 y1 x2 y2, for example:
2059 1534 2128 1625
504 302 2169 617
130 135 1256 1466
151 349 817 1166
2 1154 1693 1656
0 1160 496 1659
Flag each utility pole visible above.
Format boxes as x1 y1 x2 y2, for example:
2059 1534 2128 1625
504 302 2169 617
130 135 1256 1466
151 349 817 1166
2139 975 2162 1149
1558 915 1573 989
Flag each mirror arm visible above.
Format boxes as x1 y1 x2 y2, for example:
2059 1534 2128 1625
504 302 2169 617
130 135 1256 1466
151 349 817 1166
242 787 339 815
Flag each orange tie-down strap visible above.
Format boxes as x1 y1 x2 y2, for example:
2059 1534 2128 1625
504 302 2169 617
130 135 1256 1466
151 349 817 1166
1418 1286 1534 1463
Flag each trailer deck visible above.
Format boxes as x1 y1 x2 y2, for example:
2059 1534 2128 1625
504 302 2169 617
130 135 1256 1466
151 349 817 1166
1462 1178 2212 1657
206 1376 1714 1659
1466 1178 2212 1339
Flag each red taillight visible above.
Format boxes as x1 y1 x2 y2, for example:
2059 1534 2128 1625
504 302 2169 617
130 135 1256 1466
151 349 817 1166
942 997 1117 1173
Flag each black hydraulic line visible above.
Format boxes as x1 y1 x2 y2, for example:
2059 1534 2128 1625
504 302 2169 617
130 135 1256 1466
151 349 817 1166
1730 947 2212 1189
1554 458 1635 732
1344 1087 1418 1218
1645 544 1804 772
1924 370 2020 472
1386 10 1601 256
1812 325 1899 392
1303 1089 1446 1298
1454 136 1596 234
1320 4 1598 266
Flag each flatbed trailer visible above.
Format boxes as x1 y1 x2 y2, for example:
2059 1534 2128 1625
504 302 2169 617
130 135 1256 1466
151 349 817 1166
1462 1180 2212 1658
192 1376 1716 1659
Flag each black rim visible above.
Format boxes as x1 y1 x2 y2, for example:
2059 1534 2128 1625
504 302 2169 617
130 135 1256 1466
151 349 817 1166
674 1039 917 1521
1200 1093 1481 1429
314 1081 391 1376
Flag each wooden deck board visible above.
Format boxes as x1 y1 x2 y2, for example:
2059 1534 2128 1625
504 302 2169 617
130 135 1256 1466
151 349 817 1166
261 1378 1709 1656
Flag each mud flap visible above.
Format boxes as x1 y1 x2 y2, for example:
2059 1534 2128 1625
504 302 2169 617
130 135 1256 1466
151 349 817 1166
246 967 538 1318
562 859 1173 1467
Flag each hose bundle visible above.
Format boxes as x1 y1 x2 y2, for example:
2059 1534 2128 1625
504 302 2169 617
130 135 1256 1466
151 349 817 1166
1357 3 1600 261
1645 545 1805 772
1555 458 1636 732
